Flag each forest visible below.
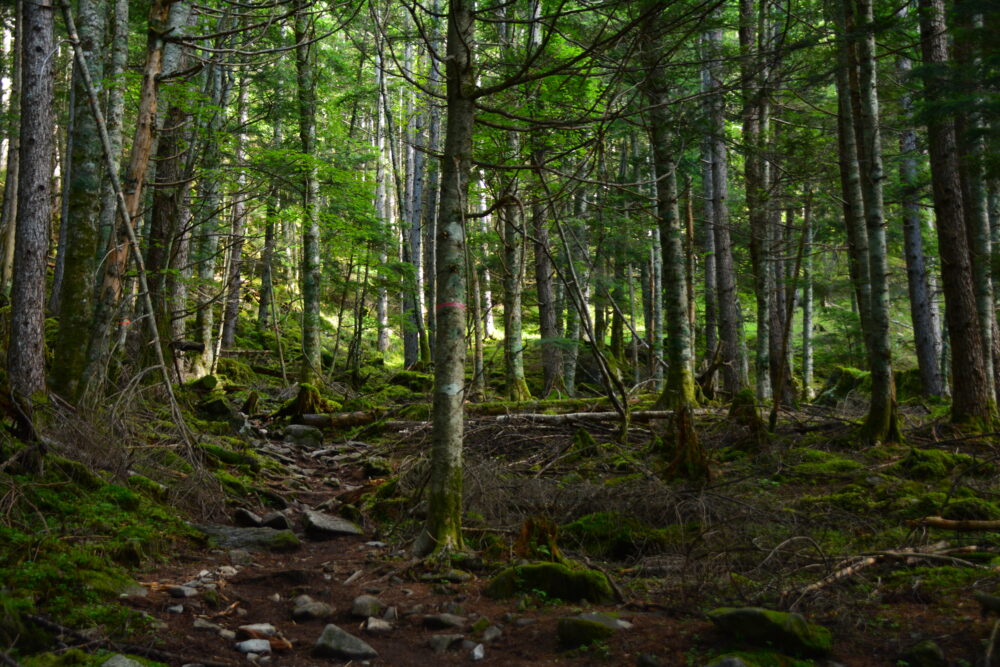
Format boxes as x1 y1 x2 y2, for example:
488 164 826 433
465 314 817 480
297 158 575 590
0 0 999 664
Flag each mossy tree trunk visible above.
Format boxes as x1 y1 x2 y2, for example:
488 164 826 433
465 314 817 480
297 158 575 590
502 168 531 402
413 0 475 557
221 75 249 350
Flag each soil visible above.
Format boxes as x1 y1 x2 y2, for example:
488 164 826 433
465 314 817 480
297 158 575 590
113 409 1000 667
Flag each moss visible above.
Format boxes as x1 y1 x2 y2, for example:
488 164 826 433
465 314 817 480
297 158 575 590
126 474 168 500
707 607 832 657
47 455 104 490
184 374 220 392
199 443 260 471
273 383 340 418
389 369 434 392
216 357 256 384
144 448 194 474
787 449 863 478
263 529 301 552
706 651 813 667
398 403 431 420
889 447 976 480
561 512 670 560
375 384 418 403
941 497 1000 520
484 562 614 603
98 484 141 511
215 470 252 496
795 485 875 513
556 617 616 648
815 366 871 405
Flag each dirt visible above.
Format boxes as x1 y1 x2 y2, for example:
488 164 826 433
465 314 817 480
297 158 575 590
115 413 1000 667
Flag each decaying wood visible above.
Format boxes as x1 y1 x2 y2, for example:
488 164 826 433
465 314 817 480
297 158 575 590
911 516 1000 531
300 411 379 429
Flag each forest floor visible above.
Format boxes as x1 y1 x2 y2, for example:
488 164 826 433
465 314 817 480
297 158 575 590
4 357 1000 666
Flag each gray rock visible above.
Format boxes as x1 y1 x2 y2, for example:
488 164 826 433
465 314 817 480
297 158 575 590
704 659 750 667
515 617 536 627
481 626 502 643
219 629 237 641
428 633 464 654
351 594 385 618
192 618 221 632
576 612 632 630
167 585 198 598
365 617 393 634
261 512 291 530
102 656 144 667
234 508 263 527
227 548 252 564
303 510 363 539
471 643 485 661
235 639 271 654
312 624 378 660
284 424 323 447
423 613 466 630
167 604 184 614
557 616 618 648
216 565 238 577
238 623 277 638
195 524 301 553
293 601 335 621
900 640 947 667
383 606 398 622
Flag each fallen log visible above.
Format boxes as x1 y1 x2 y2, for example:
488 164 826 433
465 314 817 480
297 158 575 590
910 516 1000 531
493 409 700 424
300 411 379 429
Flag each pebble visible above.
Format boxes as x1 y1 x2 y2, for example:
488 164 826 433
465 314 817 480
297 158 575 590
219 629 237 641
235 639 271 654
167 585 198 598
428 633 464 654
351 594 385 618
237 623 277 638
192 618 221 632
217 565 238 577
166 605 184 614
482 625 502 643
365 617 393 634
424 613 466 630
471 643 485 661
383 606 398 622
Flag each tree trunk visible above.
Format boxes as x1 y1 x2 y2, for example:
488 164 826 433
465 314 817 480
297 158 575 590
8 0 53 405
413 0 475 557
221 75 249 349
0 2 20 295
295 0 322 383
502 179 531 401
918 0 995 423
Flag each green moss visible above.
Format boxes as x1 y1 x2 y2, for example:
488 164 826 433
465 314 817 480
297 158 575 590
47 455 104 490
398 403 431 420
815 366 871 405
795 485 875 513
889 447 977 480
389 369 434 392
484 562 614 603
199 443 260 471
707 607 832 657
561 512 670 560
126 474 168 500
215 470 252 496
374 384 417 403
263 530 301 552
216 357 256 384
787 449 863 478
184 374 220 392
706 651 813 667
144 448 194 474
941 497 1000 520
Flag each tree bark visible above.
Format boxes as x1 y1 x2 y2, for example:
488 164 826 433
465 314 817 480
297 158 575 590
918 0 995 423
221 75 249 349
0 2 21 295
8 0 53 403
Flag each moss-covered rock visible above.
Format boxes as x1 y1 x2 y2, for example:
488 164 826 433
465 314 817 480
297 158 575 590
199 443 260 471
557 617 616 647
185 374 220 392
389 370 433 392
815 366 870 405
217 357 256 385
899 639 947 667
706 607 831 657
890 447 977 480
941 497 1000 521
47 455 104 490
484 562 614 603
561 512 668 560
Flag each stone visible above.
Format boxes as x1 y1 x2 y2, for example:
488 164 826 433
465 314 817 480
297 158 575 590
351 594 385 618
482 626 502 643
167 585 198 598
471 643 485 661
293 600 335 622
312 624 378 660
102 656 144 667
423 613 466 630
557 617 617 648
219 629 237 641
217 566 238 577
484 562 614 603
899 640 947 667
706 607 832 657
284 424 323 447
261 512 291 530
238 623 277 638
167 605 184 614
365 617 393 634
575 612 632 630
383 606 398 622
703 658 750 667
227 549 252 564
420 569 473 584
235 639 271 654
234 508 263 527
303 509 363 540
193 618 221 632
195 524 301 553
363 456 392 477
428 633 464 654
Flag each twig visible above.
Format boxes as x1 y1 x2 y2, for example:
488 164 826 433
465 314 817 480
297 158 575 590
911 516 1000 531
0 648 22 667
987 618 1000 666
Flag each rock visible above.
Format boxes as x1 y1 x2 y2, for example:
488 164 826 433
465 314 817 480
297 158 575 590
193 618 221 632
484 562 614 603
428 633 464 654
703 658 750 667
383 606 398 622
365 617 393 634
284 424 323 447
481 626 502 643
576 612 632 630
899 640 947 667
363 456 392 477
238 623 277 638
234 508 263 527
195 524 301 553
167 605 184 614
706 607 832 657
219 629 237 641
102 656 144 667
312 624 378 660
217 566 238 577
236 639 272 654
636 654 662 667
423 613 466 630
227 548 252 564
471 643 485 661
261 512 291 530
303 509 363 540
557 617 617 647
420 569 473 584
293 600 335 622
351 594 385 618
167 585 198 598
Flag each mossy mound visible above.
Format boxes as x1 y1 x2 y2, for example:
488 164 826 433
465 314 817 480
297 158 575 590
557 617 616 648
786 449 863 479
484 562 614 603
561 512 668 560
889 448 977 480
941 497 1000 520
705 651 813 667
388 370 433 392
273 383 340 419
216 357 256 385
707 607 831 658
200 442 260 471
815 366 870 405
184 374 220 393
